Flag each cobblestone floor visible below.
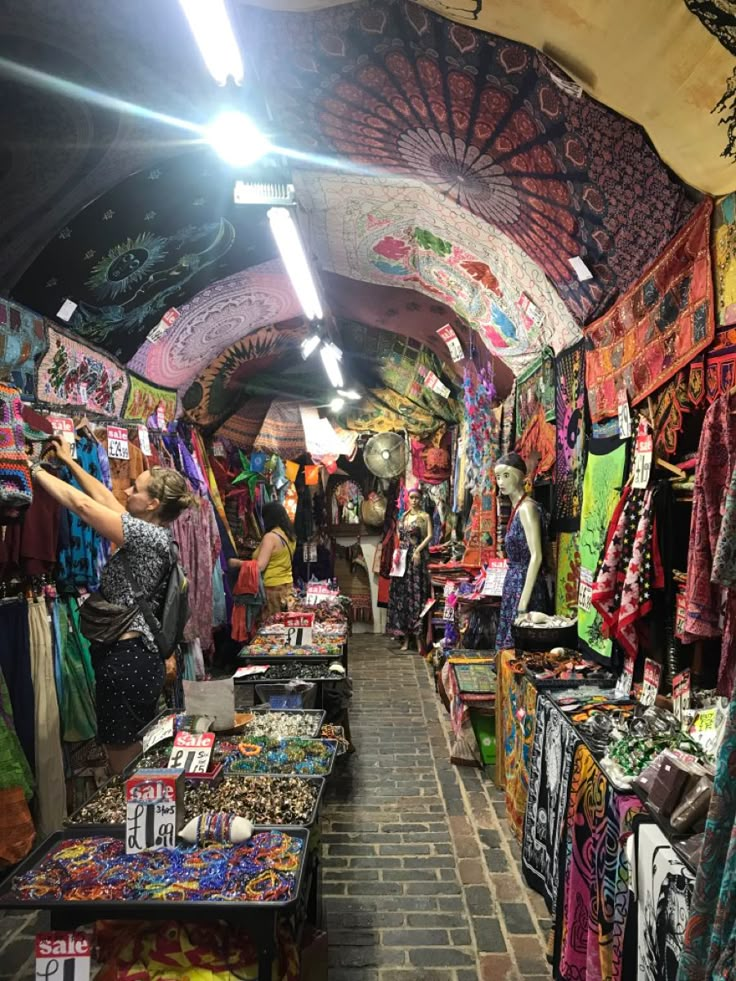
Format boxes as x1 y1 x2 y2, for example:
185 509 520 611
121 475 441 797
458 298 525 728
0 635 550 979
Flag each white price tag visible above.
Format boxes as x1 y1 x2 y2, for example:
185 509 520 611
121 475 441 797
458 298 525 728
107 425 129 460
423 369 451 398
212 440 227 458
77 383 87 406
632 432 653 489
578 567 593 612
48 415 76 460
640 658 662 706
125 771 183 853
36 933 90 981
615 653 635 699
56 299 78 322
141 714 175 753
167 731 215 774
617 389 631 439
137 425 152 457
482 559 508 597
437 323 464 362
568 256 593 281
146 307 180 344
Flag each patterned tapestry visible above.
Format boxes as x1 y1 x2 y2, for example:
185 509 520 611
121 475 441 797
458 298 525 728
514 347 555 477
182 321 307 428
250 0 693 325
123 373 178 424
713 192 736 327
295 170 579 374
129 260 301 392
0 299 47 398
553 342 585 532
12 150 278 364
585 200 714 423
217 397 273 447
36 324 128 417
253 400 307 458
555 531 581 618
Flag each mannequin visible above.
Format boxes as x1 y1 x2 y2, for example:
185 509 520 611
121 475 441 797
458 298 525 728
386 487 432 651
494 453 548 649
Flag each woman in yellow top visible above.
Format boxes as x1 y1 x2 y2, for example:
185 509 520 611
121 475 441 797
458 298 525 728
253 502 296 615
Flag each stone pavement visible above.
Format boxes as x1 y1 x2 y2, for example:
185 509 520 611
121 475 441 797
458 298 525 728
0 634 551 979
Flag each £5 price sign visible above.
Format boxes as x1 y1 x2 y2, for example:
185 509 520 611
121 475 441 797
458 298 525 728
167 730 215 774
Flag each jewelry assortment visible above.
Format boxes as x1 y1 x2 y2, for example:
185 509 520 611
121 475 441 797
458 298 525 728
226 737 336 775
69 775 322 827
242 712 322 739
246 639 342 659
12 832 304 904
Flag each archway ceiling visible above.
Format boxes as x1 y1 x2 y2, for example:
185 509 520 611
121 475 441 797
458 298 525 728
0 0 709 408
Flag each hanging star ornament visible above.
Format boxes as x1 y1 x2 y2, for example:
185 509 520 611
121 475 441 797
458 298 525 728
232 450 263 494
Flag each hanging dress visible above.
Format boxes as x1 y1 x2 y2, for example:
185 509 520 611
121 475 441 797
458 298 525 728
386 518 431 636
496 500 548 649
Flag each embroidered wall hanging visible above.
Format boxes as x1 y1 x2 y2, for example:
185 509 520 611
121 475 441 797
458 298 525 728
123 373 177 424
553 342 586 532
36 323 128 417
585 199 714 423
0 299 47 399
515 348 555 440
713 192 736 327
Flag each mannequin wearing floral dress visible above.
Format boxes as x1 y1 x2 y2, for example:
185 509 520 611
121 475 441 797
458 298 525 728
387 488 432 651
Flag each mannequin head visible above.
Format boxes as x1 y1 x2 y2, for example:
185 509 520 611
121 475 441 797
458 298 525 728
494 453 527 500
407 487 422 512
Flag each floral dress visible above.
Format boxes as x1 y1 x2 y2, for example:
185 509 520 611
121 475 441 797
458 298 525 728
496 502 548 649
387 518 430 636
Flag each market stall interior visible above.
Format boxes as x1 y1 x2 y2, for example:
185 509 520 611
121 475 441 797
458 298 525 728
1 0 736 978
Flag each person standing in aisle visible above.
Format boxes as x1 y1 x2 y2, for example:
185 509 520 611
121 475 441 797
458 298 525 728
30 437 194 773
387 487 432 651
229 501 296 616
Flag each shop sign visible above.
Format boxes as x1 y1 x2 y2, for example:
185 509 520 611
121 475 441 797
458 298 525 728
282 612 315 646
482 559 508 596
437 323 464 362
640 658 662 706
35 932 90 981
167 731 215 774
107 425 129 460
125 769 183 853
137 425 151 457
48 414 77 460
617 389 631 439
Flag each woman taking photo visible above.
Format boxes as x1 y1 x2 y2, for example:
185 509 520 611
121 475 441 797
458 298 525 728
230 501 296 615
31 438 194 772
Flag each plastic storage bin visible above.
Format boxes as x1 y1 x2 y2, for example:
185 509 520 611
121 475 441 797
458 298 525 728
255 681 318 710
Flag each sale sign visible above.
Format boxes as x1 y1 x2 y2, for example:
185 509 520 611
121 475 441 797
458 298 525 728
107 425 129 460
437 323 464 362
125 769 184 853
48 415 76 460
35 932 90 981
282 612 315 646
167 731 215 774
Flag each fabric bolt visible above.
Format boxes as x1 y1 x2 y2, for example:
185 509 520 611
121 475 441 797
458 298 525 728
386 522 431 636
638 823 694 981
28 600 66 837
556 531 581 618
496 501 549 650
553 342 586 533
91 637 165 745
36 323 128 416
522 694 581 914
592 486 663 660
585 200 714 423
55 600 97 744
99 512 173 652
172 498 220 651
0 298 46 398
499 651 538 842
713 462 736 589
0 381 32 514
577 437 628 665
0 601 35 768
554 742 643 981
678 688 736 981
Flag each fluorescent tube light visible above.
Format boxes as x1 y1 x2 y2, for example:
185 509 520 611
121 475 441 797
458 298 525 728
180 0 244 86
329 397 345 412
301 334 321 360
267 207 323 321
338 388 360 400
205 111 270 166
320 342 343 388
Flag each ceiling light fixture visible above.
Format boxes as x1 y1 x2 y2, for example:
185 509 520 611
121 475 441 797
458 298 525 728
320 341 343 388
267 207 323 321
179 0 244 86
329 396 345 412
337 388 360 400
301 334 321 360
205 110 270 166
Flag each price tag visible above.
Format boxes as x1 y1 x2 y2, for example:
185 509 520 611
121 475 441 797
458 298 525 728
615 653 635 699
77 383 87 406
692 707 717 732
282 612 315 646
443 583 456 620
137 425 152 457
437 323 464 362
212 440 227 458
632 431 653 489
578 567 593 612
141 713 175 753
125 770 184 853
568 255 593 281
48 415 77 460
672 669 691 723
167 731 215 774
640 658 662 706
56 299 78 322
147 306 180 343
518 293 543 326
617 389 631 439
482 559 508 596
107 425 129 460
35 932 90 981
156 404 167 430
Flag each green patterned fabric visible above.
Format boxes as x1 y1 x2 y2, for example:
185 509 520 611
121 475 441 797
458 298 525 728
57 600 97 743
0 672 33 799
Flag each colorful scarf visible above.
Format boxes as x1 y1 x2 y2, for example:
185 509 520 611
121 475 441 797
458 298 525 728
577 437 627 664
553 342 585 532
585 200 714 423
0 382 32 513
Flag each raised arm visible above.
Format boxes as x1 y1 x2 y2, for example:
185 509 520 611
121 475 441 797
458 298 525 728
31 464 125 547
46 436 125 514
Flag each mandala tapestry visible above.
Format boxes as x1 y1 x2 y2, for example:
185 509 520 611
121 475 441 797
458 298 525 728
0 299 46 399
123 374 178 424
251 0 693 323
36 324 128 418
585 200 714 423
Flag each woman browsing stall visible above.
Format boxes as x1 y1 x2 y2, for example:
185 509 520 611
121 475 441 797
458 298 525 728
230 502 296 616
31 438 195 773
